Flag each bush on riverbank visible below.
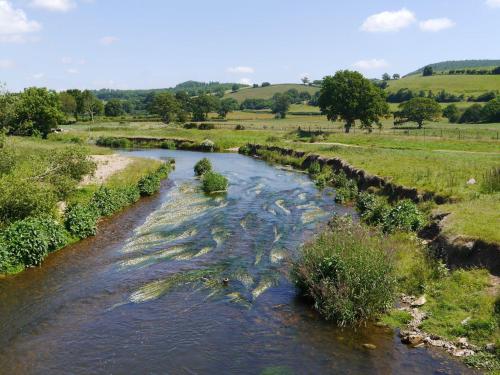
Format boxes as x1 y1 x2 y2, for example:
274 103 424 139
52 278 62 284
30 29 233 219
194 158 212 176
64 204 99 239
292 217 397 325
202 171 228 193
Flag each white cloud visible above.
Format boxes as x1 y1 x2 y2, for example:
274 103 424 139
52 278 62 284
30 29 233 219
66 67 78 74
228 66 254 74
32 72 44 79
99 36 119 45
0 1 41 43
486 0 500 8
419 18 455 32
361 8 416 32
353 58 389 70
238 78 252 85
30 0 75 12
0 58 14 68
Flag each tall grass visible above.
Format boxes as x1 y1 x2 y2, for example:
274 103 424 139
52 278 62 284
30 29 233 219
481 166 500 193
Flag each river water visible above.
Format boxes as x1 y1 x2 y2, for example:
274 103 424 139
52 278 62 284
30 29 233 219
0 150 474 374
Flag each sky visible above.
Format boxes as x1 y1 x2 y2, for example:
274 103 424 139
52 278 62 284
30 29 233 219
0 0 499 91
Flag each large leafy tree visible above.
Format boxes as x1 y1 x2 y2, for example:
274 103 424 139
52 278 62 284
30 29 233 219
318 70 389 133
9 87 64 138
217 98 239 118
80 90 103 122
192 94 219 121
396 97 441 128
59 92 77 118
150 92 181 123
271 93 290 119
104 98 124 117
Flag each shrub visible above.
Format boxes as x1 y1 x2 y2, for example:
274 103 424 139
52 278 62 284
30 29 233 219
183 123 198 129
383 200 425 233
198 123 215 130
481 167 500 193
96 137 133 148
138 174 161 196
90 186 126 216
64 204 99 239
194 158 212 176
202 171 228 193
235 124 245 130
459 104 484 123
200 139 215 152
292 217 397 325
308 161 321 176
1 217 67 267
160 140 176 150
356 193 390 226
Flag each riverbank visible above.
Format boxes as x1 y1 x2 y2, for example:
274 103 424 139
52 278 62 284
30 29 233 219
0 137 173 276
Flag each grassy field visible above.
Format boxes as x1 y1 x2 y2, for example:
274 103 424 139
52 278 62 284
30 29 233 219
388 74 500 96
225 83 319 102
62 112 500 243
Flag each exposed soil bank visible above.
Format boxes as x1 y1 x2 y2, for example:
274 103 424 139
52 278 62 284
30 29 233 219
240 144 500 276
80 154 134 186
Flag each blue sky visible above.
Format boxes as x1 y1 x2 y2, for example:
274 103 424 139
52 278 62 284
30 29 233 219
1 0 499 91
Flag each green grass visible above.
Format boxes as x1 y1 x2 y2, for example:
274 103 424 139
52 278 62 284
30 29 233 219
421 269 498 346
224 83 319 102
388 74 500 96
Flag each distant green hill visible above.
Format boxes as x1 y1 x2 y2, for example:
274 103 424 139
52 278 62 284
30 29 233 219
387 74 500 96
407 60 500 76
225 84 319 102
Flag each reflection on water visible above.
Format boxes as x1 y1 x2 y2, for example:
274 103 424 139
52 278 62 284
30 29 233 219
0 150 474 375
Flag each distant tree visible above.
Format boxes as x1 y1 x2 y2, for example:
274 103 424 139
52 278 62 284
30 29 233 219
396 97 441 128
271 93 290 119
443 104 460 123
175 91 192 113
104 99 124 117
392 74 400 80
217 98 239 118
192 94 220 121
318 70 389 133
214 87 225 98
65 89 83 120
459 104 484 123
382 73 391 81
121 100 133 114
301 76 310 85
261 82 271 87
481 98 500 122
150 92 181 123
59 92 77 118
299 91 312 102
9 87 64 138
253 83 259 88
492 66 500 75
423 66 434 77
81 90 103 123
231 84 239 93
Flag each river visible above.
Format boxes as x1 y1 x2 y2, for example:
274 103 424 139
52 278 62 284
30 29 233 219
0 149 475 374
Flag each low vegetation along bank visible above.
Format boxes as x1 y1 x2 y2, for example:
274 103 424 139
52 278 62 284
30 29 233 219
240 143 499 372
0 137 173 275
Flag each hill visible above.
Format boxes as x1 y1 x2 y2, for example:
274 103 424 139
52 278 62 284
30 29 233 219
407 59 500 76
225 84 319 102
387 74 500 96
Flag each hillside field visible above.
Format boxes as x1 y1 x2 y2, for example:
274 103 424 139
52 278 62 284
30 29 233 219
388 74 500 96
225 83 319 102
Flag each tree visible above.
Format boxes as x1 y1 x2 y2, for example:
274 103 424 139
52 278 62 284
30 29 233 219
392 74 400 80
459 104 483 123
318 70 389 133
9 87 64 138
192 94 219 121
217 98 239 119
231 84 239 93
214 87 225 98
150 92 181 123
423 66 434 77
481 98 500 123
261 82 271 87
492 66 500 75
443 104 460 123
81 90 103 122
382 73 391 81
65 89 83 120
59 92 77 118
397 97 441 128
271 93 290 119
301 76 310 85
104 99 124 117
